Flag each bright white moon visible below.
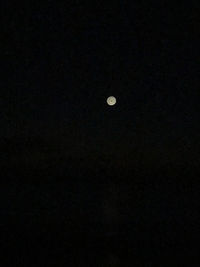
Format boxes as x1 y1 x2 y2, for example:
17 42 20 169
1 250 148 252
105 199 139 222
107 96 116 106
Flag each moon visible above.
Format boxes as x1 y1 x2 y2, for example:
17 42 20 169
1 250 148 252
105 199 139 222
107 96 116 106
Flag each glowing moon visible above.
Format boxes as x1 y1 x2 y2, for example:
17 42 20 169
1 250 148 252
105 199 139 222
107 96 116 106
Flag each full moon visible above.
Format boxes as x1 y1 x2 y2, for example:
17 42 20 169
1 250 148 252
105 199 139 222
107 96 116 106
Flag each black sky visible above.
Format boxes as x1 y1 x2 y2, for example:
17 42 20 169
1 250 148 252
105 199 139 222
2 2 199 174
1 2 200 264
2 2 199 140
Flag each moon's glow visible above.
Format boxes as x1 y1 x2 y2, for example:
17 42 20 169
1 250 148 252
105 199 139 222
107 96 116 106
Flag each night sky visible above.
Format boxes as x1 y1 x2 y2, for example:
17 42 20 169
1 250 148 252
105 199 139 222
1 2 200 265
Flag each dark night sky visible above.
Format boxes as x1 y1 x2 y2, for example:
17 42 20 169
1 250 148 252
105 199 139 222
2 2 200 173
2 2 199 138
1 2 200 264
